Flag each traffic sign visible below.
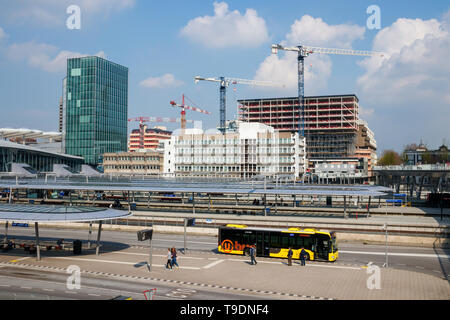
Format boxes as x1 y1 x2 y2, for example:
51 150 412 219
12 222 29 228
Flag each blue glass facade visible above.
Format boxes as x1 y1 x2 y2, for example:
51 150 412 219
65 56 128 165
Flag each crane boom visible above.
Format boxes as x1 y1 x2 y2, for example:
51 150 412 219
194 76 283 133
271 43 385 137
169 94 211 133
128 117 194 124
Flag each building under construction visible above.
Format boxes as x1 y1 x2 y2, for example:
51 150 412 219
238 94 377 170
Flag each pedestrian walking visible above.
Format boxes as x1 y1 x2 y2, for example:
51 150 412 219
250 245 257 265
287 247 293 266
171 247 179 269
165 248 173 270
299 247 307 266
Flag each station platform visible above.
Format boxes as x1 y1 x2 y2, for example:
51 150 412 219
0 246 448 300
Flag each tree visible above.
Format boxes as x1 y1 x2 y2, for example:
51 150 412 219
377 150 403 166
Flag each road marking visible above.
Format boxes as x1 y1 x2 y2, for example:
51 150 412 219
46 256 201 270
42 288 55 292
0 284 10 287
305 264 362 270
339 250 449 259
203 259 224 269
20 287 32 290
65 291 78 294
88 293 101 297
9 257 29 263
109 252 206 260
226 258 361 270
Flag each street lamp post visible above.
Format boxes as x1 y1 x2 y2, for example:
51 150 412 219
382 222 388 268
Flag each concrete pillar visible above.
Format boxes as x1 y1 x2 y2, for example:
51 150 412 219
96 221 103 256
3 221 8 244
35 222 41 261
87 222 93 249
344 195 347 219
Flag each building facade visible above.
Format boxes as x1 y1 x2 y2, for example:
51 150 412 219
65 56 128 165
308 157 368 184
0 140 84 173
103 150 164 175
238 95 377 164
163 121 306 179
128 125 172 152
404 144 450 165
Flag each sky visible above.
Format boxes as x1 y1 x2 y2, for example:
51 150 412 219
0 0 449 155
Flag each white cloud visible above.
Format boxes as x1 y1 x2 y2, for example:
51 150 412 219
5 41 106 73
0 26 7 40
284 15 365 48
0 0 135 27
357 14 450 104
254 15 364 95
254 51 332 94
357 12 450 151
139 73 184 89
180 1 269 48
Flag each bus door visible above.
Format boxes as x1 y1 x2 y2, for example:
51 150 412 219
256 232 270 257
315 234 331 261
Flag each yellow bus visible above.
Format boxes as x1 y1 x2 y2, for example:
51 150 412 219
218 224 338 262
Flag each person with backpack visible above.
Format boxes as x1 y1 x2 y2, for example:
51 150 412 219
287 247 293 266
250 245 257 265
171 247 179 269
165 248 173 270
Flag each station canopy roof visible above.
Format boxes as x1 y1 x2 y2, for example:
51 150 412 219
0 178 391 197
0 203 131 223
0 128 61 140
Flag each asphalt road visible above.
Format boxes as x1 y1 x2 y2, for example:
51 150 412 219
2 226 449 280
0 264 274 300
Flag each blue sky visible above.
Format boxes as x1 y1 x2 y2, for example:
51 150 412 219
0 0 449 155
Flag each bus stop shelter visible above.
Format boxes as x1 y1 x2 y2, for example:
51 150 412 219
0 203 132 261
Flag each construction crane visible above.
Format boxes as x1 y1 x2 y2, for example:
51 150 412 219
271 44 385 137
169 94 211 133
127 117 195 150
194 76 283 133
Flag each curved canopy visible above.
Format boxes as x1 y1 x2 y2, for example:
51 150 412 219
0 204 131 223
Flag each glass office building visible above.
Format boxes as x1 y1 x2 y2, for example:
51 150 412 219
65 56 128 165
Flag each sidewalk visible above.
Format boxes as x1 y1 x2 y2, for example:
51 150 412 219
1 247 448 300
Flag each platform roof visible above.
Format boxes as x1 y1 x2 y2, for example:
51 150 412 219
0 129 61 140
0 179 389 197
0 204 131 222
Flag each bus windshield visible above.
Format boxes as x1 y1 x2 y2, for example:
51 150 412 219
331 236 338 252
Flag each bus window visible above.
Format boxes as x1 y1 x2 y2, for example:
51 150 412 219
221 229 241 243
243 233 250 245
249 233 256 245
281 234 289 248
317 234 331 253
331 236 338 252
289 236 296 247
270 234 280 248
303 237 313 250
296 237 304 248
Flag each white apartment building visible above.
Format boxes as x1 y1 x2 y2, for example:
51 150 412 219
163 121 306 179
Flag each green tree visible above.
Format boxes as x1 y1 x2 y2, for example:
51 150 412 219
377 150 403 166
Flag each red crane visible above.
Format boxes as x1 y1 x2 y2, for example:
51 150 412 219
169 94 211 132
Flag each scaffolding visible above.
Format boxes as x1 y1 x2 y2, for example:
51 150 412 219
238 95 362 159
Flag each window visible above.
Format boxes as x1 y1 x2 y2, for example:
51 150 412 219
71 68 81 76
